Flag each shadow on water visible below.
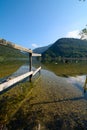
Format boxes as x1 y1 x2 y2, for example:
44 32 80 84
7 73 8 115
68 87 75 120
30 96 86 107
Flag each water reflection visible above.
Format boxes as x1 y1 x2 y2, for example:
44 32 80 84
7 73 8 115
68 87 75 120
67 75 87 99
12 65 29 77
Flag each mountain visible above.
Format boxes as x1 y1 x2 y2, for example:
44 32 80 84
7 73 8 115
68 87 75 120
33 44 52 54
42 38 87 62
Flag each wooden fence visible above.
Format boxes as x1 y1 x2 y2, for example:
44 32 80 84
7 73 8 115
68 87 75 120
0 39 41 92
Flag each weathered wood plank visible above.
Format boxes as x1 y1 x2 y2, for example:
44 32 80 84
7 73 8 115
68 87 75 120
33 67 41 76
0 71 33 92
0 38 41 56
32 53 41 57
0 39 32 53
0 67 41 92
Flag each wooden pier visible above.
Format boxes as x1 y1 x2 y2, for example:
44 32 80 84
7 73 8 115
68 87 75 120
0 39 41 92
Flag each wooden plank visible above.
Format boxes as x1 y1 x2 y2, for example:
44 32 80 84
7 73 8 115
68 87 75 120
0 39 42 56
32 53 41 57
33 67 41 76
0 67 41 92
0 40 32 53
0 71 33 92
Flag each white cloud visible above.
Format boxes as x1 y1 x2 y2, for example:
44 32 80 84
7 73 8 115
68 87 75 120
66 30 80 39
32 43 39 48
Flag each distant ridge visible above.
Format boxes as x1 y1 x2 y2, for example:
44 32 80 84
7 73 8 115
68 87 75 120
33 44 52 54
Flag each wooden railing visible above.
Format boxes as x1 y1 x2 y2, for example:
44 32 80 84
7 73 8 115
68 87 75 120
0 39 41 92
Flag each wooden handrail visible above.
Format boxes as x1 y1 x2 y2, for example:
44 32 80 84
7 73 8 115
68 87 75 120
0 38 41 56
0 67 41 92
32 53 41 57
0 38 42 92
0 71 33 92
33 67 41 76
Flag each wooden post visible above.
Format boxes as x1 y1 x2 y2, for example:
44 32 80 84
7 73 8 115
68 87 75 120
29 52 32 82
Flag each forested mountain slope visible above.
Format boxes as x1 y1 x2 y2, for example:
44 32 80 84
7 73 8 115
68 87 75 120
42 38 87 62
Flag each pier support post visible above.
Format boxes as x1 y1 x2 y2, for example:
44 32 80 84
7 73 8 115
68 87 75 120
29 52 32 82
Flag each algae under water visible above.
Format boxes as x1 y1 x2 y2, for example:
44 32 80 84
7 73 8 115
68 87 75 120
0 62 87 129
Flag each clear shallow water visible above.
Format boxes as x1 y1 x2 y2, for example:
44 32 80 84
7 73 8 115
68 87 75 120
67 75 87 99
0 64 87 129
41 69 87 100
0 64 87 98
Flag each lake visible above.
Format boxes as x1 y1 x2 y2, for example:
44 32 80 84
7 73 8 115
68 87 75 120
0 62 87 129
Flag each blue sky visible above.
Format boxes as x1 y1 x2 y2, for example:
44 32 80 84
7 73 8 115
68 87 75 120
0 0 87 49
